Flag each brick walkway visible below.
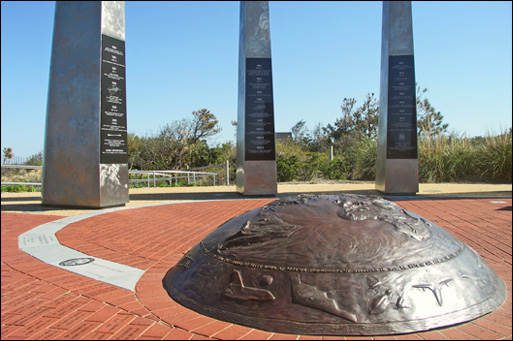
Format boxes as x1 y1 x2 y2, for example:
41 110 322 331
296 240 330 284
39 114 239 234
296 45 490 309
1 198 511 340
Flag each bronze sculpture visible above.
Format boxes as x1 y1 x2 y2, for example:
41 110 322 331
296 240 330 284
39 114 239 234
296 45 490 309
163 194 506 335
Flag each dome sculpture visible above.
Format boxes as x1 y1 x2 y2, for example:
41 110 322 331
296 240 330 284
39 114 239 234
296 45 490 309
163 194 506 335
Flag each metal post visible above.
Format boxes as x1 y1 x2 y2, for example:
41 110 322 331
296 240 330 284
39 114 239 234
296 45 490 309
376 1 419 194
236 1 277 195
42 1 128 208
225 160 230 185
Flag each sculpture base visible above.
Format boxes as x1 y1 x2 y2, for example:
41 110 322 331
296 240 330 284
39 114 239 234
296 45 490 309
163 194 506 335
236 161 277 196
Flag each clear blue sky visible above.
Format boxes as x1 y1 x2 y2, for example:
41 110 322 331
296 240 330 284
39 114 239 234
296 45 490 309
1 1 512 159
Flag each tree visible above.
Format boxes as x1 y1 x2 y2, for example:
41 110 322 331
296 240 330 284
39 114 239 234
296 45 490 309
291 120 311 146
324 97 356 142
188 109 221 144
325 88 446 142
358 93 379 139
127 133 141 170
184 109 221 166
288 120 330 153
3 147 13 164
128 109 221 170
324 93 379 142
309 123 331 153
416 86 449 138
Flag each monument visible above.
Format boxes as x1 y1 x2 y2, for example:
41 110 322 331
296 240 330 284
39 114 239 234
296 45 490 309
376 1 419 194
236 1 278 196
163 2 505 336
163 194 506 335
43 1 129 208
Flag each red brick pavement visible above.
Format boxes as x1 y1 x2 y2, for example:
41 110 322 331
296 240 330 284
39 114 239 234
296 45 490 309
1 198 511 340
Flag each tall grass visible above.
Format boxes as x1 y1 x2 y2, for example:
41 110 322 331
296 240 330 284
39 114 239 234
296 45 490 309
476 130 512 182
418 134 473 182
346 129 512 183
418 130 512 183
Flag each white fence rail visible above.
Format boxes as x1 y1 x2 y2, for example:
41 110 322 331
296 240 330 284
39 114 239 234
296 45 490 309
1 182 42 187
1 162 230 188
1 165 42 170
1 165 43 187
129 170 217 187
2 156 35 165
189 160 230 185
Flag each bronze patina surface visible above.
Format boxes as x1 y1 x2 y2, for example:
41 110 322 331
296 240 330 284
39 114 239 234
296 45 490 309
163 194 506 335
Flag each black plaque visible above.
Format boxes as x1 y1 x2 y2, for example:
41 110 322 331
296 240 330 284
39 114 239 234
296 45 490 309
386 55 417 159
245 58 276 161
100 34 128 164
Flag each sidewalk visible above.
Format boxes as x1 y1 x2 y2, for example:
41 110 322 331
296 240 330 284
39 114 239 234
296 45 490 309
2 182 512 217
1 184 512 340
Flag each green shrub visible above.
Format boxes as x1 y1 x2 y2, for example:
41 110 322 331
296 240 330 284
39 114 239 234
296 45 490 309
319 158 348 180
277 154 301 182
297 152 324 181
353 138 377 180
1 185 40 192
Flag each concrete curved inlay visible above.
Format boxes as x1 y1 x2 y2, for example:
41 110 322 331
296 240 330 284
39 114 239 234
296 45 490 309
17 202 180 291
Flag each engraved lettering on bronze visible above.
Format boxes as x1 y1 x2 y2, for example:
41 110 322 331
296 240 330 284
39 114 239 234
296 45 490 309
412 278 453 306
204 241 463 274
201 195 465 274
291 273 358 323
223 270 275 301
